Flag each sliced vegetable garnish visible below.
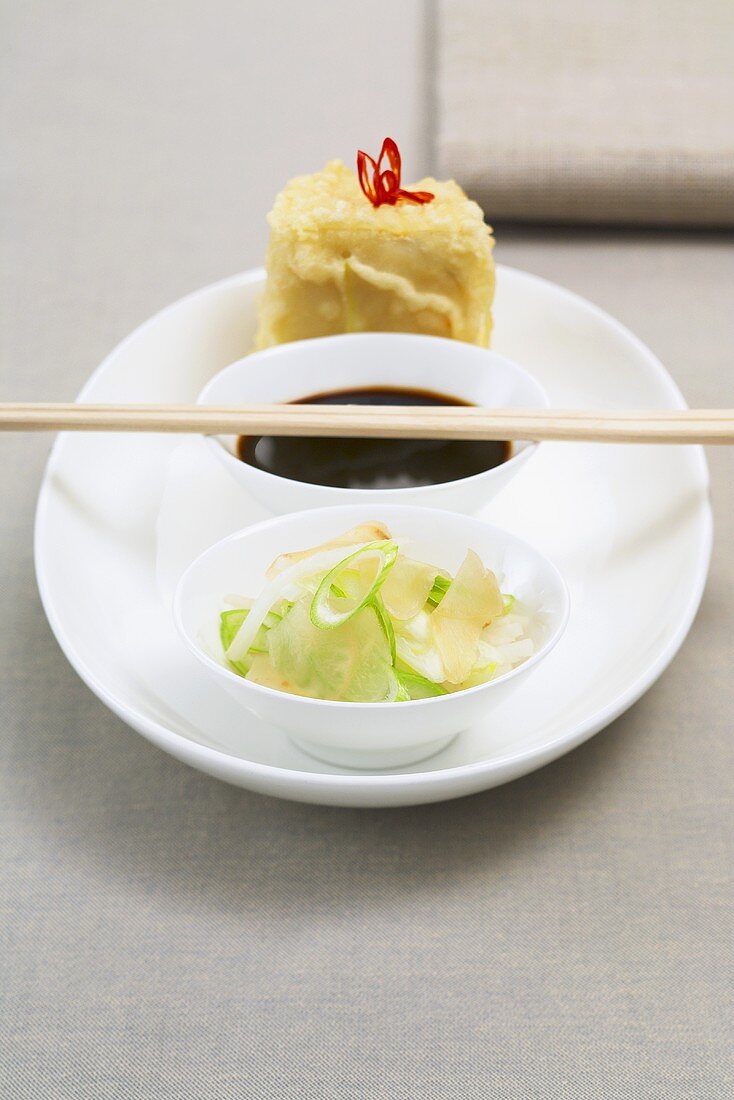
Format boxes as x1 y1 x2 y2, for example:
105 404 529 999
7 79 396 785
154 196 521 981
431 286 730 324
381 556 443 620
220 610 252 676
372 595 397 664
430 550 504 683
221 607 283 654
220 607 284 676
395 634 446 685
226 542 375 661
391 671 412 702
262 598 394 702
245 652 315 698
427 574 451 607
395 667 448 699
459 662 498 690
266 522 391 579
218 524 537 702
310 541 398 629
220 608 248 652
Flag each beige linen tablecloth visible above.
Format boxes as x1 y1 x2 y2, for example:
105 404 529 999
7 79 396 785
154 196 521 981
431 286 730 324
1 3 733 1097
437 0 734 225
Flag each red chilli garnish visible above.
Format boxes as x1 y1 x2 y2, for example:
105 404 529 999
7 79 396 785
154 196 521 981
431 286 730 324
356 137 434 208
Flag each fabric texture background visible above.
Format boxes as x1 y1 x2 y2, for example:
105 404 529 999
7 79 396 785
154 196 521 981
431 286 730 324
1 3 733 1097
437 0 734 225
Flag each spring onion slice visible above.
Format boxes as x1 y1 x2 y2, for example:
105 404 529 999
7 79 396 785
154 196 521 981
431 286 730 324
384 669 404 702
372 595 397 664
226 543 373 661
391 670 412 702
427 574 451 607
395 668 448 699
220 610 253 675
220 608 247 651
310 541 398 629
220 608 282 656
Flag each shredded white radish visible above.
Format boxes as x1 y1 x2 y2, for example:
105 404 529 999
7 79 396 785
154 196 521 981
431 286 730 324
501 639 535 662
483 620 524 645
396 637 446 683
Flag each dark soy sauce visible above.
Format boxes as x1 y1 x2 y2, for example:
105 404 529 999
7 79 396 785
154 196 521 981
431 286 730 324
236 386 512 490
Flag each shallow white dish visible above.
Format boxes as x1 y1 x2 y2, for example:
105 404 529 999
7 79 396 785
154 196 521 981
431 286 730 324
174 505 569 768
34 265 712 807
198 334 548 514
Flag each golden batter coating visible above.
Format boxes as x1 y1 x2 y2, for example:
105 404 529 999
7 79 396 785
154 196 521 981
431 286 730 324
255 160 495 349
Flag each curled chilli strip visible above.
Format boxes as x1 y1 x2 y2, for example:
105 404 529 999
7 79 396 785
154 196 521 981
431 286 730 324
357 138 434 207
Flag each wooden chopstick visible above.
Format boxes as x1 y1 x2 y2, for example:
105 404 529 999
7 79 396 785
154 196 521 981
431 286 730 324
0 403 732 443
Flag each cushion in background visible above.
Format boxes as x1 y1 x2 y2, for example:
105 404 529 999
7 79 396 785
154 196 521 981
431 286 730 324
436 0 734 225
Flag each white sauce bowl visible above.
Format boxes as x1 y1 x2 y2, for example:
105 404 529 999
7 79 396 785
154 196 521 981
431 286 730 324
198 333 548 515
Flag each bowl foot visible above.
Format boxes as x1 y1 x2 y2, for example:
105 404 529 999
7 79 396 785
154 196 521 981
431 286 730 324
287 732 458 771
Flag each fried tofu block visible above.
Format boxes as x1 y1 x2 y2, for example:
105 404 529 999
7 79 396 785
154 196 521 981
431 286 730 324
255 160 495 349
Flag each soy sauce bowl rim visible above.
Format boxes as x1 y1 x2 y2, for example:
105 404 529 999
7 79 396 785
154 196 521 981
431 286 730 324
197 333 549 496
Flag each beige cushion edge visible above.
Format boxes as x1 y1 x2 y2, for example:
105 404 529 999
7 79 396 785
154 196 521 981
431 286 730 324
440 144 734 226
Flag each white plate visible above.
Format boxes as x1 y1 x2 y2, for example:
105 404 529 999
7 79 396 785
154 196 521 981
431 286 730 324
34 267 712 808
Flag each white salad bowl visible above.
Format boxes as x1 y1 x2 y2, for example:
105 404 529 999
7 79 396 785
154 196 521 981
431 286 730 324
197 333 548 515
173 504 569 770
